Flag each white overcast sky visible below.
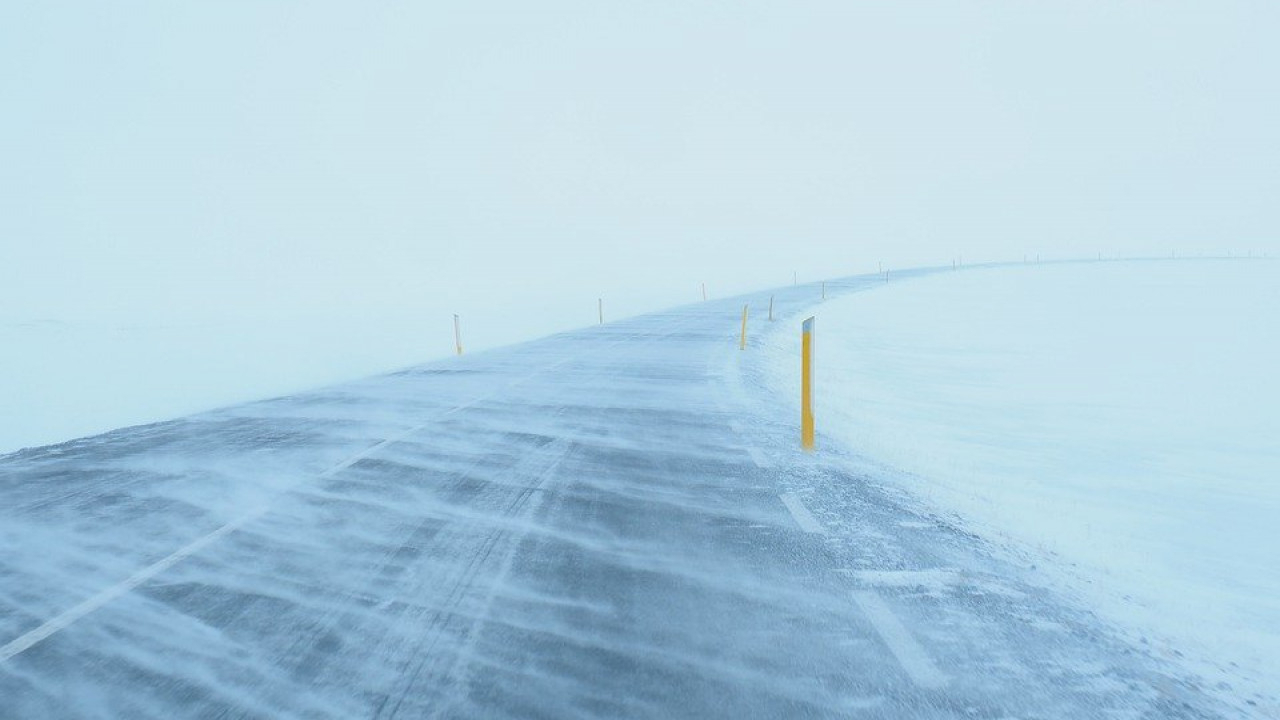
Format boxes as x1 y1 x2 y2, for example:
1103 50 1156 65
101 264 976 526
2 1 1277 339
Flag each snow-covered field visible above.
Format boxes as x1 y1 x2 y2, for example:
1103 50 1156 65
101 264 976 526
0 314 425 455
0 292 670 455
765 259 1280 700
0 281 750 457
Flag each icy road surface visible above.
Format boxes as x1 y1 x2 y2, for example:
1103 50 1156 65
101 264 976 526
0 266 1244 718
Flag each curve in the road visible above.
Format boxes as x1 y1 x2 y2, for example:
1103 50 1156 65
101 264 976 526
0 265 1238 719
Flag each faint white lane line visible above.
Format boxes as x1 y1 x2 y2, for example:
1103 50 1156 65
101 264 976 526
0 421 427 665
0 515 250 662
2 315 704 664
747 447 772 469
779 492 824 534
852 591 949 690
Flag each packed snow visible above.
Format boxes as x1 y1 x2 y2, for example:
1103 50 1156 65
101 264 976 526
764 259 1280 701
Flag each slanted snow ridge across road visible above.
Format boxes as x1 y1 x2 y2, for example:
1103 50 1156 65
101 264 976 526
764 259 1280 707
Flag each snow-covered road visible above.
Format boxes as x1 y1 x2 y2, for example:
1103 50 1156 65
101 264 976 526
0 268 1240 718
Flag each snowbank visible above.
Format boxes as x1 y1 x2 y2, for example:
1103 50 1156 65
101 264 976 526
764 259 1280 700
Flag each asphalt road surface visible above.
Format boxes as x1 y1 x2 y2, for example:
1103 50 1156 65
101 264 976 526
0 268 1235 718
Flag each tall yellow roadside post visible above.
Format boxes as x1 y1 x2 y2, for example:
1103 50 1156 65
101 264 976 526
453 314 464 356
740 304 749 350
801 316 815 450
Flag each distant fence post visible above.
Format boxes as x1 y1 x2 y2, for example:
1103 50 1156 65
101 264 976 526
768 295 774 321
821 281 826 300
740 304 749 350
702 282 707 301
453 314 463 356
801 316 815 451
598 298 603 325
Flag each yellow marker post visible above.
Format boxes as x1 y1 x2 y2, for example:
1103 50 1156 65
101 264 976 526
801 316 815 450
453 314 463 356
739 304 749 350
